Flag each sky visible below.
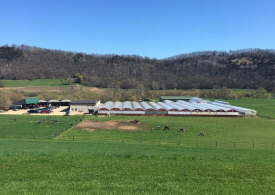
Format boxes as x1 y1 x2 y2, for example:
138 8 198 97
1 0 275 59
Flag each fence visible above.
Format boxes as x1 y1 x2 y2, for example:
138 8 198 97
55 134 275 150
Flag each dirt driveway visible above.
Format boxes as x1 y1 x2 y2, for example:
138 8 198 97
75 120 144 131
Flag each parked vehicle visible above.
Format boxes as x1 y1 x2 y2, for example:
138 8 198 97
41 110 51 114
0 107 9 111
28 109 40 114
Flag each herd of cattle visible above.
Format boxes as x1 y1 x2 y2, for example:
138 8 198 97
130 120 205 136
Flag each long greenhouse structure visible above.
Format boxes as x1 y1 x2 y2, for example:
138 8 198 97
98 98 256 117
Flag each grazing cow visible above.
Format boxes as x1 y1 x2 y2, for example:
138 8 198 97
180 128 185 132
164 126 170 130
156 126 161 129
130 120 139 123
200 132 205 136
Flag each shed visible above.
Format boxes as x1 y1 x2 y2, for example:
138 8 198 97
60 99 72 106
11 98 40 109
48 99 60 106
39 100 47 107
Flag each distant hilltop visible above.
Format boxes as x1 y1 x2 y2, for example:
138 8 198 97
1 44 275 91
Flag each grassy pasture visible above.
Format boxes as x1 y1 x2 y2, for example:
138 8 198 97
1 140 275 194
0 115 83 139
63 116 275 150
1 97 275 194
1 79 64 87
227 98 275 119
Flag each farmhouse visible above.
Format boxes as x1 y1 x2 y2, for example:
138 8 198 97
11 98 39 108
70 100 101 113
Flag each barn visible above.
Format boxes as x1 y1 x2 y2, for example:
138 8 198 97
70 100 100 113
48 99 60 107
11 98 39 109
60 99 72 106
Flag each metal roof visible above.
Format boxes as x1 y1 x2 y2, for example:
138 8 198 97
140 102 155 111
160 96 193 100
71 100 100 104
48 99 60 103
60 99 72 102
25 98 39 104
148 102 166 111
131 101 144 111
122 101 133 110
157 102 178 111
112 101 122 110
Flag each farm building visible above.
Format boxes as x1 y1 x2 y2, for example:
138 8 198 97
70 100 100 113
11 98 39 109
39 100 47 107
160 96 192 102
97 98 256 117
48 99 60 107
60 99 72 106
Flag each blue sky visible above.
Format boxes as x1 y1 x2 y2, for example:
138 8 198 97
1 0 275 59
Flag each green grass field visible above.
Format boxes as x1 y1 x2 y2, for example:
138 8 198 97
1 98 275 194
0 115 84 139
227 98 275 119
1 79 64 87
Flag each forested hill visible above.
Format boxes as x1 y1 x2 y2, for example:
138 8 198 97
1 45 275 90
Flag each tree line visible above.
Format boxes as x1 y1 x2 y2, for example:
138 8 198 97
1 44 275 91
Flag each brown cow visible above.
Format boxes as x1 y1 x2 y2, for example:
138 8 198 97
164 126 170 130
130 120 139 123
180 128 185 132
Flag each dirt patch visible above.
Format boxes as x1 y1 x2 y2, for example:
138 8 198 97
75 120 144 131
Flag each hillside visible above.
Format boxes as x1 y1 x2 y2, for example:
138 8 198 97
1 45 275 90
